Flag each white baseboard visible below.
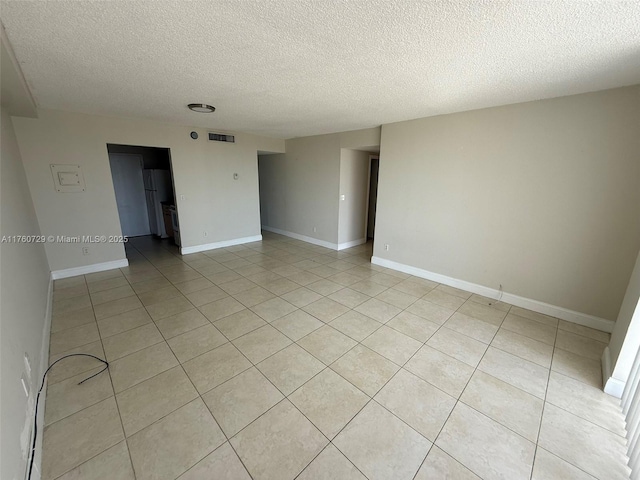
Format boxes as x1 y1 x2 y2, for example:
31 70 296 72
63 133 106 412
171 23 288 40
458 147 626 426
337 238 367 251
261 226 364 251
50 259 129 280
604 376 625 399
371 256 615 333
262 226 339 250
602 346 625 398
180 235 263 255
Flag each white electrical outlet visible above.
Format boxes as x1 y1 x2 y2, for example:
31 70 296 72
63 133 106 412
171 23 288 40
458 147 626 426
82 247 89 255
203 231 208 237
180 194 185 201
313 227 317 233
384 244 390 251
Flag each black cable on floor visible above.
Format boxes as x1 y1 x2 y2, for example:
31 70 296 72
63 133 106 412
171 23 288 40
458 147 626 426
26 353 109 480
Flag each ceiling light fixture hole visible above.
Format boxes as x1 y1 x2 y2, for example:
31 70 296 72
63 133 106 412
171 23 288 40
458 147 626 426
188 103 216 113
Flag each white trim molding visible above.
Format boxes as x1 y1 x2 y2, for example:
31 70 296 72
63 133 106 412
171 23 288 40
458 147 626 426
337 238 367 251
262 226 338 250
180 235 263 255
371 256 615 333
261 226 366 251
602 346 625 398
604 377 626 398
50 259 129 280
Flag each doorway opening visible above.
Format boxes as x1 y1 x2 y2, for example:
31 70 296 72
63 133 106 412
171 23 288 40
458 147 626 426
257 150 283 236
337 148 379 250
107 144 180 248
366 155 379 240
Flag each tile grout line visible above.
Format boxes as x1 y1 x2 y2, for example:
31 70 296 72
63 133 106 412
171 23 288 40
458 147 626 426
194 241 378 478
529 315 560 480
531 332 622 479
96 244 154 480
409 293 514 478
53 269 483 448
307 285 478 478
60 241 184 479
186 243 389 478
124 239 256 479
160 242 372 475
209 243 498 476
75 268 133 480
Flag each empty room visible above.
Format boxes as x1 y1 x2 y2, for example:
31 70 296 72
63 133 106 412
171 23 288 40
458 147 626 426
2 1 640 480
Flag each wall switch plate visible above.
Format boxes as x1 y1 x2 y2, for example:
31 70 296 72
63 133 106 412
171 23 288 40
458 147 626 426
384 244 390 251
58 171 80 186
313 227 317 233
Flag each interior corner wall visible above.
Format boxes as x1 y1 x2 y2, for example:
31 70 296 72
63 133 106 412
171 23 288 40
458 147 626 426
11 109 285 272
258 127 380 248
1 107 51 480
374 85 640 322
338 149 371 245
259 134 341 244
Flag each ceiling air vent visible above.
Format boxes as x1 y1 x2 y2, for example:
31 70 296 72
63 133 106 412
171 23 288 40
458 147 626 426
209 133 235 143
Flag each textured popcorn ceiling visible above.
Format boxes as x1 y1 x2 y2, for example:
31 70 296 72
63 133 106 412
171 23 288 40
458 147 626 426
1 1 639 138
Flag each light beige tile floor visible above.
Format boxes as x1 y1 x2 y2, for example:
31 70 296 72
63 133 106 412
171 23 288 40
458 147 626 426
42 233 630 480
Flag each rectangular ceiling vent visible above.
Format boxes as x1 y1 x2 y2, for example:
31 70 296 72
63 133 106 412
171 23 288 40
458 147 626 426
209 133 235 143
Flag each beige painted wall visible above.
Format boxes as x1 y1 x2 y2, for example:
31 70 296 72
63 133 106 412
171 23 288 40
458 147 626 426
258 127 380 246
259 134 341 243
1 108 51 480
338 149 371 245
374 86 640 321
12 109 284 271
